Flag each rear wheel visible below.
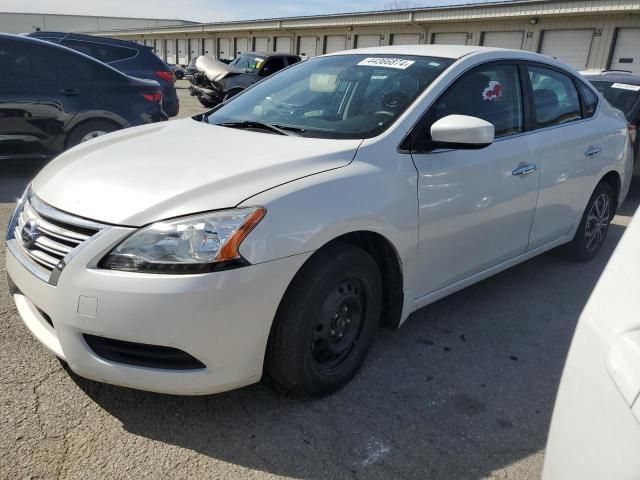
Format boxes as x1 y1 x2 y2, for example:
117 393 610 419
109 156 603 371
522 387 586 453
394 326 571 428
66 120 119 149
175 70 185 80
265 243 382 396
563 182 614 262
197 96 218 108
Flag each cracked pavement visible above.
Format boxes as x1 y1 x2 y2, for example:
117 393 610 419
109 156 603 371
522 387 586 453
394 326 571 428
1 84 639 479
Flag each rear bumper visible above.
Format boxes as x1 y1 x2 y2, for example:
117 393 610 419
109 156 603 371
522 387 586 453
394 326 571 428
189 85 223 104
6 230 311 395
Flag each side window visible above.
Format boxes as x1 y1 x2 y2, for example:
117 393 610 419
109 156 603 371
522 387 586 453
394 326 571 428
578 81 598 118
412 63 523 151
528 65 582 127
263 57 286 74
62 40 137 63
287 56 301 66
0 41 58 82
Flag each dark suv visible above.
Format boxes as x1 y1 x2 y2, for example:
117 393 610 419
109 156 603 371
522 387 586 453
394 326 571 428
28 32 179 117
0 34 166 160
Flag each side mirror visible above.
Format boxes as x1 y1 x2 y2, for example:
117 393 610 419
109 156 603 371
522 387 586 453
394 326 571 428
430 114 494 149
259 67 271 77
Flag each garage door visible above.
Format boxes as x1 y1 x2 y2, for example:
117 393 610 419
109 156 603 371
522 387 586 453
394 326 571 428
325 35 347 54
177 39 187 64
155 40 165 61
203 38 215 58
235 38 249 56
540 29 593 70
391 33 421 45
299 36 318 57
166 40 176 64
189 39 201 61
610 28 640 74
254 37 269 52
482 31 523 50
218 38 231 60
433 32 468 45
356 34 382 49
275 37 292 53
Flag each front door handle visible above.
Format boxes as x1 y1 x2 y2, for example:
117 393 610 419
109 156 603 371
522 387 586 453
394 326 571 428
60 89 80 96
585 145 601 157
512 164 537 176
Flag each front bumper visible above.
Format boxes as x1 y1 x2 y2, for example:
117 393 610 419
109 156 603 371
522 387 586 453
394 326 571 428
6 227 310 395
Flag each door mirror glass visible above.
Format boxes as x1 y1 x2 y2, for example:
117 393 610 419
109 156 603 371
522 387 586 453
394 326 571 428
430 114 495 149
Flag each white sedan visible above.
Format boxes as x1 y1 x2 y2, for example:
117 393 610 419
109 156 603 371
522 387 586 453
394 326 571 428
5 45 633 396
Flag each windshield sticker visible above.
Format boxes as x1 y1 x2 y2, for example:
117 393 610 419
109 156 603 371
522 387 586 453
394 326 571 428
611 83 640 92
357 58 415 69
482 81 503 101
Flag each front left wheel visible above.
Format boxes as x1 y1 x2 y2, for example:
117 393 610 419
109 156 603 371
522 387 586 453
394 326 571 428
265 243 382 396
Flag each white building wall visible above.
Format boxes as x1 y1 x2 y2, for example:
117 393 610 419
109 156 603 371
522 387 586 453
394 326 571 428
0 12 193 34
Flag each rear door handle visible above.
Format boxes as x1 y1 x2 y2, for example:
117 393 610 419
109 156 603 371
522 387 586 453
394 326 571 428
60 89 80 96
512 164 537 176
585 145 601 157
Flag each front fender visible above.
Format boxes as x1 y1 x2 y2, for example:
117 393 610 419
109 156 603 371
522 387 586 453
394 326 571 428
238 157 419 284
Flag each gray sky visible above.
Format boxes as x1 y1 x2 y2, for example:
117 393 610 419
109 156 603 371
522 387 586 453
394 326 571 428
1 0 496 22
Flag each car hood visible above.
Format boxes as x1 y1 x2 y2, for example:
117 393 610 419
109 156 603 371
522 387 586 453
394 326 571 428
195 56 243 82
32 119 362 226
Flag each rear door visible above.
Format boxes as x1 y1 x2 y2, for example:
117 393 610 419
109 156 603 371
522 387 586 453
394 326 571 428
0 40 79 159
525 64 605 249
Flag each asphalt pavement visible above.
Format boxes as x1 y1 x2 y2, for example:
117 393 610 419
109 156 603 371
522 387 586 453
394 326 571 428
1 83 638 479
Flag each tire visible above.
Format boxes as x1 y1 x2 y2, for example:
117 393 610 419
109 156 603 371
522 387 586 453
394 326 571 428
223 89 243 102
265 243 382 396
197 97 218 108
563 182 614 262
66 120 119 149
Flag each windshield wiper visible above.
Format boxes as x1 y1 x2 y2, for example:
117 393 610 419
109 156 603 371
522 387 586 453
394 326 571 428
214 121 304 136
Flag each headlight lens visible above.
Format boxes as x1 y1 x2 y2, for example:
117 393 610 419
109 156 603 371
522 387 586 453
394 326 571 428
100 207 265 273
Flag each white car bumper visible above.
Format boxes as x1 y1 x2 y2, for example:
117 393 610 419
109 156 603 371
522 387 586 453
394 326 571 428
6 230 310 395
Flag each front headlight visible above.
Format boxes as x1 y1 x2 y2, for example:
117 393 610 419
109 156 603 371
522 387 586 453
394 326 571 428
100 207 265 273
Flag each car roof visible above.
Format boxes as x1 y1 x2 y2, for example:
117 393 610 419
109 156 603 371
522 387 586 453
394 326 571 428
27 31 149 51
327 44 503 59
583 71 640 85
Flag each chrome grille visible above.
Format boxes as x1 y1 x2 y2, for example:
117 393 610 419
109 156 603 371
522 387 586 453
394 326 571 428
7 193 107 284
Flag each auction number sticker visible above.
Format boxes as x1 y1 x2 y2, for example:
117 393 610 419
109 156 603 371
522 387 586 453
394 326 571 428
611 83 640 92
358 58 415 69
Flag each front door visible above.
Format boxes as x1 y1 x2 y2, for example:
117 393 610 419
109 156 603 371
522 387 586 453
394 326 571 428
409 62 539 298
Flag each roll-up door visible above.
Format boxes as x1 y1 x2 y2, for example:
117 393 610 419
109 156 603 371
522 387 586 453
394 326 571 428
433 32 467 45
166 39 176 64
275 36 292 53
298 36 318 57
155 40 165 60
356 34 382 48
218 38 231 60
610 28 640 74
177 39 187 65
254 37 269 52
391 33 421 45
539 29 593 70
325 35 347 54
482 31 524 50
189 38 201 61
203 38 215 58
235 37 249 56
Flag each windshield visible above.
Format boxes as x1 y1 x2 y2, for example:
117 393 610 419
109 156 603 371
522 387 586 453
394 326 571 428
590 80 640 117
229 54 266 73
205 54 454 139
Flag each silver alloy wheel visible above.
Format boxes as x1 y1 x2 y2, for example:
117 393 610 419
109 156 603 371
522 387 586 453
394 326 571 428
584 193 611 252
80 130 108 143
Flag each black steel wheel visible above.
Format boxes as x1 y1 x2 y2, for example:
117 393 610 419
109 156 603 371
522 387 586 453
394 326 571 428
265 243 382 396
